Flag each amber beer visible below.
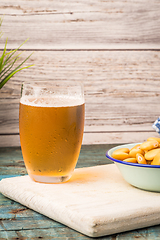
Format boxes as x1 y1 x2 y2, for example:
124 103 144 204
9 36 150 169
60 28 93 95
19 92 85 183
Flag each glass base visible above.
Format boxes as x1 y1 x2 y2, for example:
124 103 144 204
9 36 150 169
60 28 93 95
29 173 71 183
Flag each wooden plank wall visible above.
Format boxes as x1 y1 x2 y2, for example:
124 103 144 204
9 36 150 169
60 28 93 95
0 0 160 147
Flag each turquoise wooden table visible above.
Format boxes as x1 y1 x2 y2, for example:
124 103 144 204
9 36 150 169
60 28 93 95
1 144 160 240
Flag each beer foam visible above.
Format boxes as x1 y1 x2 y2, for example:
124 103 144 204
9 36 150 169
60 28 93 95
20 96 84 107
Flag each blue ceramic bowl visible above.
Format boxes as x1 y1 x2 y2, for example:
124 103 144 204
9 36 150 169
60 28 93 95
106 143 160 192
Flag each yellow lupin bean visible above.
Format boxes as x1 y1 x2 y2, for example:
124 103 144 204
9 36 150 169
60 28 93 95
112 148 129 160
140 140 159 151
151 152 160 165
129 145 144 158
123 158 137 163
130 144 141 150
147 137 160 144
145 148 160 160
136 153 147 164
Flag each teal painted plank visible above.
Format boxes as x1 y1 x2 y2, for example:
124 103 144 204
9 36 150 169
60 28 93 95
1 226 160 240
0 159 24 166
0 175 20 180
115 226 160 240
0 228 115 239
0 193 18 205
0 219 64 231
0 204 63 224
0 147 25 175
0 205 40 219
0 166 27 175
0 147 23 161
0 231 20 239
77 144 114 168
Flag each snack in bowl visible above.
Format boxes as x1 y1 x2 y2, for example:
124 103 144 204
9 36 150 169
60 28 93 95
111 137 160 165
106 137 160 192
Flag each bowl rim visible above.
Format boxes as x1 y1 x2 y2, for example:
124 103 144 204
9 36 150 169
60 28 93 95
106 142 160 168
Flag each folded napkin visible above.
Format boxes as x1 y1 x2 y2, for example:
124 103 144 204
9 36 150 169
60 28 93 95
1 164 160 237
153 117 160 134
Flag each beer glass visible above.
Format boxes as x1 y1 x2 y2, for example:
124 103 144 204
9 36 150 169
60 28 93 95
19 81 85 183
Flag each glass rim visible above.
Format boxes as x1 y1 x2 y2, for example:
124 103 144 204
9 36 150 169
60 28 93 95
20 80 85 103
21 80 84 88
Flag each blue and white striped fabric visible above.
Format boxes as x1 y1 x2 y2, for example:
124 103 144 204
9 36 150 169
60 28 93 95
152 117 160 134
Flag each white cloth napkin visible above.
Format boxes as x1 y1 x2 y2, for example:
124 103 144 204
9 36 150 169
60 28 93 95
1 164 160 237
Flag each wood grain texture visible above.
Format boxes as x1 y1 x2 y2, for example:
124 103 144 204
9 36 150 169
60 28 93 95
0 50 160 146
1 146 160 239
0 0 160 49
0 0 160 146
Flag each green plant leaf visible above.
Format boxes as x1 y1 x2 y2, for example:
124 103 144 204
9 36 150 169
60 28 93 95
0 17 3 38
0 17 34 89
0 39 34 89
0 64 34 89
0 38 7 72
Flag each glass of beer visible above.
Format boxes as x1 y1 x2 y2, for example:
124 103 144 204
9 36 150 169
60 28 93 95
19 81 85 183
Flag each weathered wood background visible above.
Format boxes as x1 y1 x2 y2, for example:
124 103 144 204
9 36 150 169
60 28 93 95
0 0 160 147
